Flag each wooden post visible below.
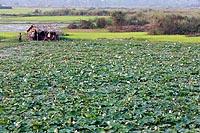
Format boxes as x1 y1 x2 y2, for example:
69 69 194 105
37 29 39 41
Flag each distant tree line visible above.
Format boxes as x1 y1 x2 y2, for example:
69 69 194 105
67 11 200 35
67 11 150 32
32 8 141 16
39 8 111 16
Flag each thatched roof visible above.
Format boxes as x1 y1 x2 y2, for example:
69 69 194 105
27 24 62 34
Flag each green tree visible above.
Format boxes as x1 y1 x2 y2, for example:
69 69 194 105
111 11 126 30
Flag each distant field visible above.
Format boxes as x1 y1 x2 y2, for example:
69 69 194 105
0 16 109 23
0 7 63 15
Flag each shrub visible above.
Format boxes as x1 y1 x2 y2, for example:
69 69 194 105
33 9 42 15
96 18 107 28
80 20 96 29
149 15 200 35
126 16 149 26
111 11 126 30
67 23 78 29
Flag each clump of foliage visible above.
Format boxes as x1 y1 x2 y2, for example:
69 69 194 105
68 18 111 29
67 20 96 29
108 11 151 32
33 9 42 15
67 23 78 29
96 18 108 28
111 11 126 30
79 20 96 29
0 41 199 132
126 15 149 26
149 14 200 35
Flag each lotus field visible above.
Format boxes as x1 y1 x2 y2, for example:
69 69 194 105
0 40 199 132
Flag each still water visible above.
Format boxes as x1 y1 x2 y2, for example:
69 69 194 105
0 23 67 32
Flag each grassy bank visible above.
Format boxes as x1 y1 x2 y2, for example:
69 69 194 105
64 31 200 43
0 32 27 48
0 32 26 42
1 31 200 45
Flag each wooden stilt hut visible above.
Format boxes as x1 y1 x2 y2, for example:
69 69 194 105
27 24 62 41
